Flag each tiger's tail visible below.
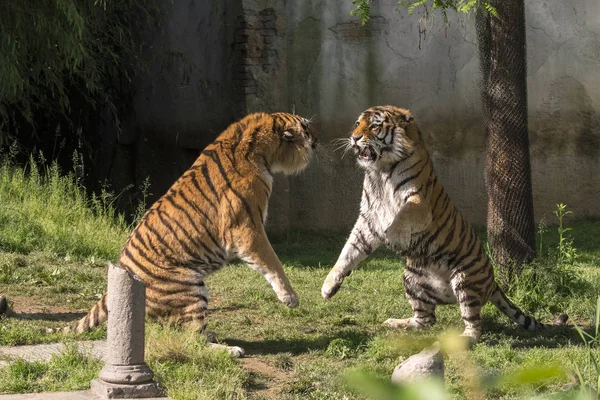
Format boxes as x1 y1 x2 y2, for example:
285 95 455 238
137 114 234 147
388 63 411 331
490 287 568 331
46 293 108 334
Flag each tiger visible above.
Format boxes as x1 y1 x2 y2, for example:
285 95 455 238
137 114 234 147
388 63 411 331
321 105 557 342
52 112 318 356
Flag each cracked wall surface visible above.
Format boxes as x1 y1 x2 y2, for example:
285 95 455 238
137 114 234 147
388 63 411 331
114 0 599 231
243 0 600 230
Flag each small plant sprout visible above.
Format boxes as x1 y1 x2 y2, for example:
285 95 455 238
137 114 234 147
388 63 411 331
553 203 579 266
537 217 547 255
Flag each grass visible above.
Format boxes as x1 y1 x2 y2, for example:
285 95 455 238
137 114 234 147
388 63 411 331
0 154 129 260
0 344 102 393
0 159 599 399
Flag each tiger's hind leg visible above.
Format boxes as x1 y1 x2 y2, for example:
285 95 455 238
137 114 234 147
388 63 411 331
451 271 492 343
455 291 484 343
384 261 437 330
147 281 245 358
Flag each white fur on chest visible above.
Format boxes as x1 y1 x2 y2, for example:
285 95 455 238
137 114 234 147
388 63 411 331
362 172 419 234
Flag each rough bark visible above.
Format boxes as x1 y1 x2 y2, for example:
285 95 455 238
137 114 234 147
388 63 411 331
476 0 536 281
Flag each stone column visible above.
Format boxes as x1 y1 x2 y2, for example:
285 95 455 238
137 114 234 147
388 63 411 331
91 263 160 399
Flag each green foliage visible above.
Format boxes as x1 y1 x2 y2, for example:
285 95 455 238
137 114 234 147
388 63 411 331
399 0 498 19
554 203 579 266
506 204 590 317
350 0 372 26
572 297 600 397
0 0 159 144
346 364 569 400
351 0 497 25
345 333 597 400
133 175 153 224
346 368 446 400
538 217 548 255
0 151 129 260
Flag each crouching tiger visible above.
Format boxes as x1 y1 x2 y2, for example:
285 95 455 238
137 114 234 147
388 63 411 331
51 112 318 356
322 105 564 342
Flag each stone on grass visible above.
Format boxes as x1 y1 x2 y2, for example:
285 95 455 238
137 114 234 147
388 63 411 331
391 341 444 384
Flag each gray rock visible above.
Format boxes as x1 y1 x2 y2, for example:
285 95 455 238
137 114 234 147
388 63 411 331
391 342 444 384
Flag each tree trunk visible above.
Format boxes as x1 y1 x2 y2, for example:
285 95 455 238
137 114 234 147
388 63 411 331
476 0 536 282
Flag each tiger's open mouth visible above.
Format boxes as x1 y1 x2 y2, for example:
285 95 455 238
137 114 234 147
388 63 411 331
357 146 377 162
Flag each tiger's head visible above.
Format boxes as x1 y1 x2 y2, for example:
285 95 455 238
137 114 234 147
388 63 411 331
260 112 318 175
349 106 422 170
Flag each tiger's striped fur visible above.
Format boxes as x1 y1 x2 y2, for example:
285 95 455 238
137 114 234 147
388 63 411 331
321 105 547 342
57 112 318 354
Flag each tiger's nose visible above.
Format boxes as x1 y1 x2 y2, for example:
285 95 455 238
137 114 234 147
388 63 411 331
351 134 363 144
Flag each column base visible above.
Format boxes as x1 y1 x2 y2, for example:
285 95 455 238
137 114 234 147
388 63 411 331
91 378 161 399
99 363 155 384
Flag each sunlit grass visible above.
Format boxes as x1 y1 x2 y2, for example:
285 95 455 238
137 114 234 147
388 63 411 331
0 160 598 399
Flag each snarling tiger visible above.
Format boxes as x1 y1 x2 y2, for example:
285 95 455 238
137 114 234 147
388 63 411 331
321 105 553 342
54 112 318 356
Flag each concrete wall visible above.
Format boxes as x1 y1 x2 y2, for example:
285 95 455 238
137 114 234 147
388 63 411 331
99 0 244 213
242 0 600 230
108 0 599 230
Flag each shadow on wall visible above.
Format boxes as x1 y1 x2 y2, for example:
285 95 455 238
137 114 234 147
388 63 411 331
95 0 245 216
530 76 600 221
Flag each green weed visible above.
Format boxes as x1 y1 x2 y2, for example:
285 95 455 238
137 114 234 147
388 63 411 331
572 297 600 397
505 204 596 319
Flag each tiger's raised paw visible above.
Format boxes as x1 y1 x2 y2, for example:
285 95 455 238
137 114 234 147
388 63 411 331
209 343 246 358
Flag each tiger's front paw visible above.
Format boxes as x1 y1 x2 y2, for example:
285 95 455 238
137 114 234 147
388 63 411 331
321 271 345 299
385 226 410 252
278 290 299 308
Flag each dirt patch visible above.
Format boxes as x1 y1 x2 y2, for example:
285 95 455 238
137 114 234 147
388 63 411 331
4 295 86 322
240 357 291 399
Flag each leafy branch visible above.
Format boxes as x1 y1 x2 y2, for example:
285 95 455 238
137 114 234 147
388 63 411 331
0 0 160 146
350 0 497 25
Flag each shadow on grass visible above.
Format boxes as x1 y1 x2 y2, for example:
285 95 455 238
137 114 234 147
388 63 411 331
482 317 592 349
11 311 86 322
223 329 374 356
271 229 402 270
210 305 246 313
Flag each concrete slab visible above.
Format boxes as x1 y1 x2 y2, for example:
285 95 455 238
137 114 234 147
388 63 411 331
0 341 107 368
0 390 169 399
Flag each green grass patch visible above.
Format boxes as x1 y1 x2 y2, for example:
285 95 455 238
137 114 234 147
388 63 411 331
0 161 599 399
0 157 129 260
0 344 102 393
